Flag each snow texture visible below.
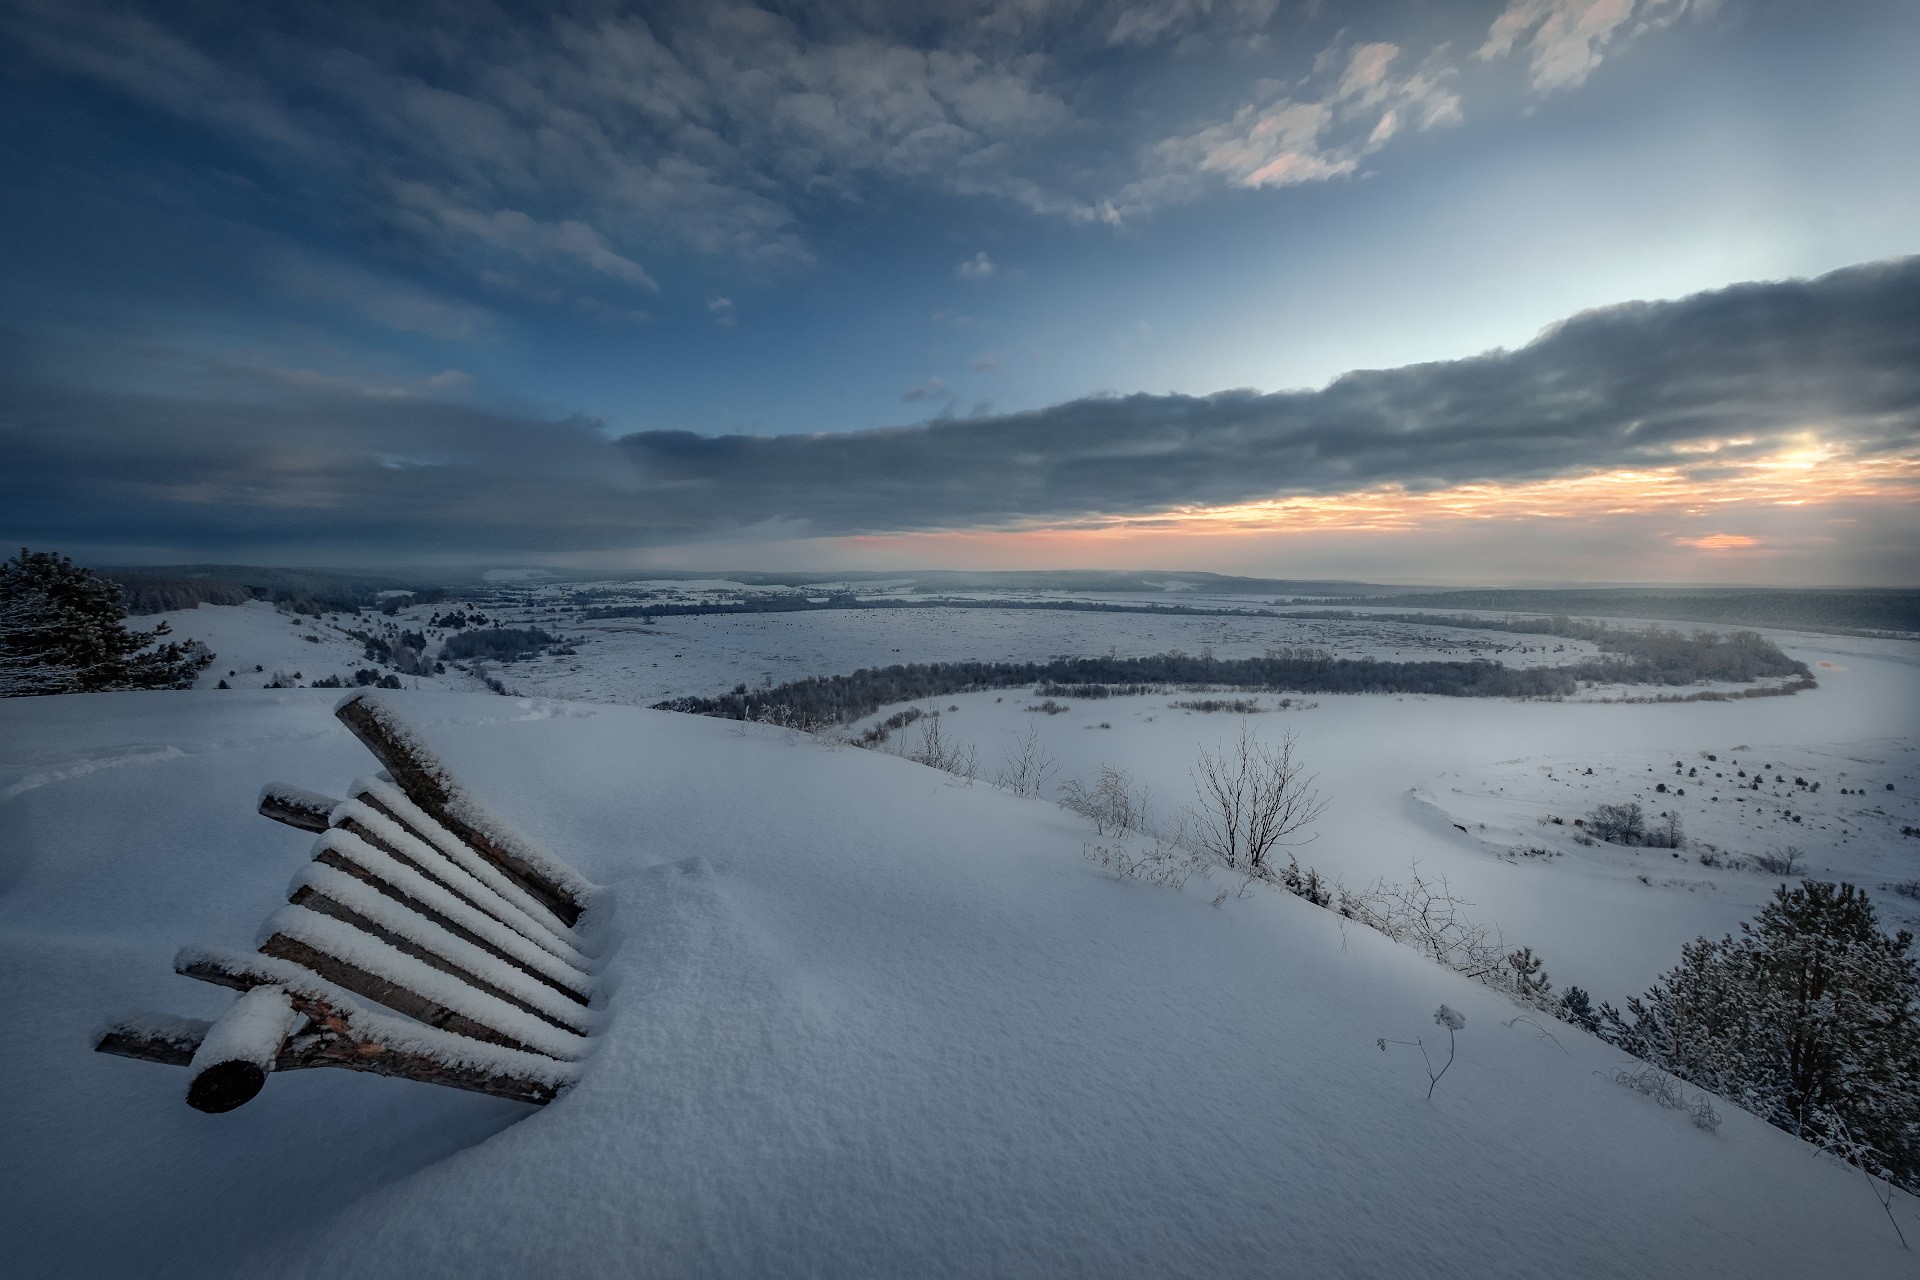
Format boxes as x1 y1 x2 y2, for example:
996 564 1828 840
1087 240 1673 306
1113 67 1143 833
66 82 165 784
189 985 301 1073
311 827 591 993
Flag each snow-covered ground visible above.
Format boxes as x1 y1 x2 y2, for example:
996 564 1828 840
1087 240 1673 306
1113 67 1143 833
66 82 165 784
3 689 1915 1277
152 596 1601 704
846 628 1920 1001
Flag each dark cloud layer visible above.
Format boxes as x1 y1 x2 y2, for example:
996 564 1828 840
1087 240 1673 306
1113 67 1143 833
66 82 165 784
4 258 1917 559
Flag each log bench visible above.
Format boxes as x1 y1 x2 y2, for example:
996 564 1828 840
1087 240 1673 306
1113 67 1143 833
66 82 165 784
95 693 598 1113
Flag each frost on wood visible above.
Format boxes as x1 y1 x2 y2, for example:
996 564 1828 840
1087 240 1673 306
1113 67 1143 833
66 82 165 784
334 693 595 923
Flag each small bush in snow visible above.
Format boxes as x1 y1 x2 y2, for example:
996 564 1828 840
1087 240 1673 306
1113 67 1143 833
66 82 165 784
1059 764 1151 837
1611 1065 1721 1132
1379 1006 1464 1101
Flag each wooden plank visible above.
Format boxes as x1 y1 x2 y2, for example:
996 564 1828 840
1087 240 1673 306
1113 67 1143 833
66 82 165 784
334 693 588 925
257 783 339 833
99 995 572 1107
312 841 589 1004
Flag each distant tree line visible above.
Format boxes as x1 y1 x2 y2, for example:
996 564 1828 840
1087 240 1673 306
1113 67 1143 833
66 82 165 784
585 595 1277 622
655 626 1811 729
1306 589 1920 635
441 627 563 663
1280 612 1809 684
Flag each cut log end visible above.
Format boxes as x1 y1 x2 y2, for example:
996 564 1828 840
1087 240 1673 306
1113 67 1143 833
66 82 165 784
259 783 341 833
186 1061 268 1113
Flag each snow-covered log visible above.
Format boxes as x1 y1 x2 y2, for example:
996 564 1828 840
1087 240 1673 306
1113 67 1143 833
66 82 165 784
184 985 303 1112
334 790 587 963
309 827 592 1002
287 862 594 1032
94 1011 214 1067
126 948 585 1105
333 693 593 925
252 906 591 1060
257 783 341 833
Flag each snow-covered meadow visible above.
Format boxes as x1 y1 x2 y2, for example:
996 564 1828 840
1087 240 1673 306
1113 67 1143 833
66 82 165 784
3 689 1915 1277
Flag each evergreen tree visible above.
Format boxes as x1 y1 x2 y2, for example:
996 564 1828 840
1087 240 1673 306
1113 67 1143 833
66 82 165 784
1603 882 1920 1187
0 549 213 695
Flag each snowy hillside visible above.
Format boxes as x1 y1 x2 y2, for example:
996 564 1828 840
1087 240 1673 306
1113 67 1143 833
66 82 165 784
2 690 1913 1277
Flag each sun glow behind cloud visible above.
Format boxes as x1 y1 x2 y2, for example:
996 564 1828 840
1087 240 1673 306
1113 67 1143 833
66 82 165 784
809 440 1920 582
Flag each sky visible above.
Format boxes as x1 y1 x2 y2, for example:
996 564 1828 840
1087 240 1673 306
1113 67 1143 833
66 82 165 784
2 0 1917 585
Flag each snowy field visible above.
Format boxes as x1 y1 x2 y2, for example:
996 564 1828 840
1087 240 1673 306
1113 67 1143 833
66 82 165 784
3 689 1915 1277
157 596 1600 704
845 627 1918 1001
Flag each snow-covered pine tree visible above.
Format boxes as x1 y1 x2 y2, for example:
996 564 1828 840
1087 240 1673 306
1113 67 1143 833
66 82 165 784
0 549 214 695
1602 882 1920 1188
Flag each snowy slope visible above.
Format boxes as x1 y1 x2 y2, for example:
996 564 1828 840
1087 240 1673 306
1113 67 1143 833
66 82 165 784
1 690 1913 1278
877 629 1920 1000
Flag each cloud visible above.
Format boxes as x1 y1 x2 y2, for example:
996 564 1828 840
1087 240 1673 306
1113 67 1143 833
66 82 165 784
970 352 1001 373
708 297 738 326
1135 39 1461 208
1673 533 1760 550
956 251 996 280
902 376 952 403
4 258 1916 559
5 0 1687 281
1478 0 1706 93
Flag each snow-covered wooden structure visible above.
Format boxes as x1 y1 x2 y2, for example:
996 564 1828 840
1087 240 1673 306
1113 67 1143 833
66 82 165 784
94 693 597 1113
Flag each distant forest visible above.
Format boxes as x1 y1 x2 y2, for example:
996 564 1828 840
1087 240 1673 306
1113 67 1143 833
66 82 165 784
657 624 1812 729
1320 589 1920 635
104 567 443 616
584 595 1277 621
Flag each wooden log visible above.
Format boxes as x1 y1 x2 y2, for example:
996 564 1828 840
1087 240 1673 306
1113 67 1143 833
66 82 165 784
117 960 579 1106
310 834 590 1004
257 783 340 833
251 907 589 1060
286 874 590 1032
335 794 585 963
95 1012 213 1067
185 985 303 1112
334 693 589 925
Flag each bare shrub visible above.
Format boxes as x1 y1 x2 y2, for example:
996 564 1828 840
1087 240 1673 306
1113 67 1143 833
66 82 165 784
994 726 1060 799
1338 861 1507 985
1060 764 1151 837
1585 801 1646 844
906 713 977 781
1081 818 1205 891
1611 1064 1722 1132
1189 724 1326 876
1750 846 1803 877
